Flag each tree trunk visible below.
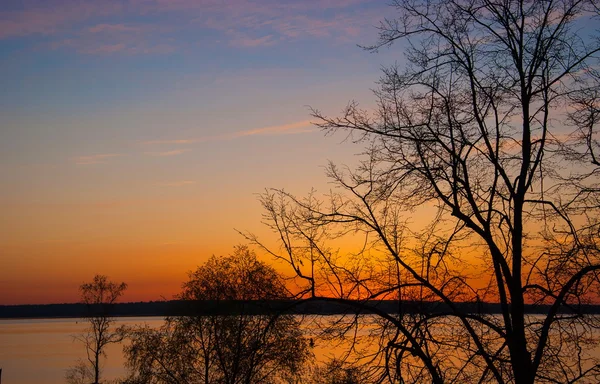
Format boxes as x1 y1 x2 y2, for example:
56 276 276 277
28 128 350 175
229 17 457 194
94 349 100 384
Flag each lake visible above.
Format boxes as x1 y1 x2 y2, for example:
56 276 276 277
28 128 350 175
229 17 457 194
3 315 600 383
0 317 163 384
0 316 342 384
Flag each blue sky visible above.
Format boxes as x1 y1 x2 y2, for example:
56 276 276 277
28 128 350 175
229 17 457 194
0 0 406 303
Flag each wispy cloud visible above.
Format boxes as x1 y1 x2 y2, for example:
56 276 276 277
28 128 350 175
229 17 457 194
1 0 383 54
48 20 178 55
88 23 142 34
0 2 121 39
71 153 123 165
234 120 314 137
141 138 207 146
229 34 277 48
81 43 127 54
156 180 196 187
145 149 191 157
141 120 315 146
198 1 380 47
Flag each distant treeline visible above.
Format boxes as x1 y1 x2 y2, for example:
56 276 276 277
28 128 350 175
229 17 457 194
1 299 600 319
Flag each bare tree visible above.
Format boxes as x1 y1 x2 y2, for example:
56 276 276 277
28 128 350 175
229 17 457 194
244 1 600 383
122 245 312 384
67 275 127 384
310 358 373 384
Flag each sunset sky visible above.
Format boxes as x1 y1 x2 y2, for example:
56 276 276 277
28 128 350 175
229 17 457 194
0 0 406 304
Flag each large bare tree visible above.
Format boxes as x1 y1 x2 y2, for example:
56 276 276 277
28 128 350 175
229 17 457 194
245 1 600 383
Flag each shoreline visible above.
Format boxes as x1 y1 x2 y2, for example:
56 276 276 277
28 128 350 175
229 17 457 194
2 299 600 319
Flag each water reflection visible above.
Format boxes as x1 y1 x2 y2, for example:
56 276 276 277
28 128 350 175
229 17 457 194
3 315 600 384
0 318 162 384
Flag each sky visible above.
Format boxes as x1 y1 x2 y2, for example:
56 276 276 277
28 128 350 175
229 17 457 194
0 0 405 304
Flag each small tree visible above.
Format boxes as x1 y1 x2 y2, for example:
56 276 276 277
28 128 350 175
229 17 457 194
311 359 372 384
123 245 312 384
67 275 127 384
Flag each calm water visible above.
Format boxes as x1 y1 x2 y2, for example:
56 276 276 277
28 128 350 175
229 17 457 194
0 316 335 384
3 316 600 383
0 317 163 384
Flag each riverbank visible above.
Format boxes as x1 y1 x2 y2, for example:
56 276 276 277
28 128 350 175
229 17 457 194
3 299 600 319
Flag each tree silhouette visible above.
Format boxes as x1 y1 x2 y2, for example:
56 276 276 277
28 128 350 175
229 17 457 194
67 274 127 384
122 245 312 384
311 358 372 384
244 1 600 383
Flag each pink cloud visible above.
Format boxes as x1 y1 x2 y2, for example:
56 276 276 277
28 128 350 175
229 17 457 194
49 24 178 55
71 153 123 165
232 120 314 138
155 180 196 187
0 1 123 39
1 0 382 53
141 138 199 145
0 15 57 37
196 1 382 47
80 43 127 54
126 43 176 54
229 34 276 48
141 119 315 146
88 23 142 34
145 149 191 156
